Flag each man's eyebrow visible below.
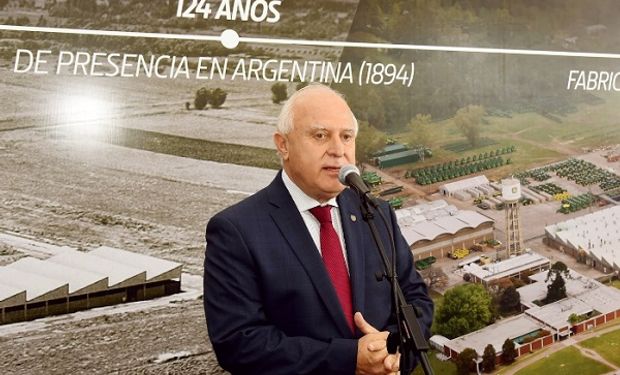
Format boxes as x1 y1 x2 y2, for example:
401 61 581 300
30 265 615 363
307 125 355 133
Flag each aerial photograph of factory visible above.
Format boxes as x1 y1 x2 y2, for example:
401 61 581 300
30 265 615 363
1 1 620 374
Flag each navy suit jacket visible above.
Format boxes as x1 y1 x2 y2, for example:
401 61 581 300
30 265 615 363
204 172 433 375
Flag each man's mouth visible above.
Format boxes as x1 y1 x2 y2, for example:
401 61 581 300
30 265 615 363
323 166 341 173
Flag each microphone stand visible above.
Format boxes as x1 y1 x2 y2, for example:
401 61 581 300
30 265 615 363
356 193 434 375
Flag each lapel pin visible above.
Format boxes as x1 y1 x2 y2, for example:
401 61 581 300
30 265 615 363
350 214 357 222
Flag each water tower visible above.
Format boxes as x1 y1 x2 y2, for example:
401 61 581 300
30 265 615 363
502 178 524 257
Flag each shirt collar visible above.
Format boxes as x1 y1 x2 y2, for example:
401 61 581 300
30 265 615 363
281 169 338 212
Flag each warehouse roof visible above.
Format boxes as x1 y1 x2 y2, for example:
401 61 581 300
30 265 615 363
0 233 185 313
0 284 26 308
526 298 592 330
447 314 544 355
374 144 408 156
439 175 490 195
400 226 426 244
0 267 68 303
519 269 584 306
545 206 620 272
90 247 182 282
518 269 620 314
406 221 447 242
463 252 550 283
397 200 494 246
454 210 493 228
577 283 620 315
48 251 146 288
376 149 421 163
408 200 449 215
7 257 108 295
434 216 469 234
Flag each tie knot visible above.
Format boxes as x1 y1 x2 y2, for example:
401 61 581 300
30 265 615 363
310 205 333 224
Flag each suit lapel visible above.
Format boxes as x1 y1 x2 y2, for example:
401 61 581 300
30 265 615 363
267 173 353 337
337 190 366 323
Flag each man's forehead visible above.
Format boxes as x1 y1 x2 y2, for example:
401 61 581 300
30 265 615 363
294 90 350 113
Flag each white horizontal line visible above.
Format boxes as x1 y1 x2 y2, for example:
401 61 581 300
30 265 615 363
0 24 221 41
2 24 620 59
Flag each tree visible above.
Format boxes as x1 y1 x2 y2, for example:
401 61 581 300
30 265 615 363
545 273 567 304
194 87 209 110
271 83 288 104
501 339 517 364
500 285 521 314
407 113 435 149
456 347 477 375
454 105 485 148
544 261 569 304
208 88 227 109
435 283 493 339
355 121 386 164
482 344 496 373
343 88 387 131
546 261 570 282
568 313 586 325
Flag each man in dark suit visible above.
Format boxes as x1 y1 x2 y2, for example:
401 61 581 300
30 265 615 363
204 84 433 375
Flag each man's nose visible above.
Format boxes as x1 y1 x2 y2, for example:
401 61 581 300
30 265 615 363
327 136 345 156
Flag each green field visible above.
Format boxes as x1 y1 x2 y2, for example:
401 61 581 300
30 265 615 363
101 127 281 170
513 346 612 375
580 328 620 367
482 93 620 149
393 93 620 177
411 351 456 375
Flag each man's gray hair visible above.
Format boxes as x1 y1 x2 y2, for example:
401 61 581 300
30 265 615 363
276 83 358 135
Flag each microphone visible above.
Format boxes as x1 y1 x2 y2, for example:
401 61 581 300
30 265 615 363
338 165 370 195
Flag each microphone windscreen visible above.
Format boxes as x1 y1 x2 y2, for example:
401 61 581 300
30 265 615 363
338 164 360 185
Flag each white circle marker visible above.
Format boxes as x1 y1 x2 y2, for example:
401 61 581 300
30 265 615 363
221 29 240 49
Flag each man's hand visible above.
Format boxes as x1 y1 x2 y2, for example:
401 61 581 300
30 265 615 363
355 312 400 375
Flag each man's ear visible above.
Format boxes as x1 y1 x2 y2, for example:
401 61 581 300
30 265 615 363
273 132 289 160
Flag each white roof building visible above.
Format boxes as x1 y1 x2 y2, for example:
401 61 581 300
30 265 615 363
90 246 182 282
463 252 550 284
518 269 620 314
545 205 620 272
446 314 545 356
396 200 494 246
48 251 147 288
0 235 184 323
7 257 108 295
439 175 491 197
525 298 593 331
429 335 451 352
447 265 620 359
454 210 494 228
0 267 68 303
0 284 26 308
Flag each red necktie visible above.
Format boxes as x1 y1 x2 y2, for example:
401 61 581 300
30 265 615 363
310 205 354 332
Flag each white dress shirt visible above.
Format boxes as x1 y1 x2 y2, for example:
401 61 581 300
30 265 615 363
281 170 349 270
